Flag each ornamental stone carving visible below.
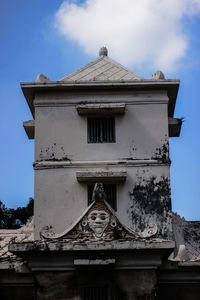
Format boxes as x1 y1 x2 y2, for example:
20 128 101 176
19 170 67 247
40 183 157 241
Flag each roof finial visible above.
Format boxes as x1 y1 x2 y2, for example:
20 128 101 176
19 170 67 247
99 46 108 57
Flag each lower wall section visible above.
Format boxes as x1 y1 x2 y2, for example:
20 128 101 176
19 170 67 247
35 269 157 300
1 268 200 300
157 283 200 300
0 270 35 300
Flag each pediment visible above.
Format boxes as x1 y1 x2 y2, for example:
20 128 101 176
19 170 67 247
41 183 157 241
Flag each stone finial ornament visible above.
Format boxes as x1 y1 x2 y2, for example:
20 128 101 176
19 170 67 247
99 46 108 56
35 73 51 83
150 70 165 80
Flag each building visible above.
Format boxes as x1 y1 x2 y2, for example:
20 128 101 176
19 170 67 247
0 47 200 299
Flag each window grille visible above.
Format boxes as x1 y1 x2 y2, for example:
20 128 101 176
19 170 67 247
81 285 109 300
88 184 117 210
87 117 115 143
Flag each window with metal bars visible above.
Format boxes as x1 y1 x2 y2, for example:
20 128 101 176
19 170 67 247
88 184 117 210
80 285 109 300
87 117 115 143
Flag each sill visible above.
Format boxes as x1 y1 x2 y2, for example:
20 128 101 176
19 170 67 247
76 103 125 115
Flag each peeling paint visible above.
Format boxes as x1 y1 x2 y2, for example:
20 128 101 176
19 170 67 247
152 140 170 164
38 143 72 162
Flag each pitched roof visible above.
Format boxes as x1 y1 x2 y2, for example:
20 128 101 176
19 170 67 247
0 217 34 269
59 55 144 82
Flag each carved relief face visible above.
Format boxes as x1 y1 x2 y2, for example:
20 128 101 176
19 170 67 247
88 210 110 238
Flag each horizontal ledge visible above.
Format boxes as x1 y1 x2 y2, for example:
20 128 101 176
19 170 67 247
21 80 179 117
34 160 169 169
23 117 181 140
23 120 34 139
168 117 182 137
34 99 169 107
74 258 116 266
76 103 125 115
21 79 180 88
76 171 127 182
9 240 175 253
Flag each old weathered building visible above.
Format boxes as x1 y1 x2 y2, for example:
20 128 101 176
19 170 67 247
0 47 200 299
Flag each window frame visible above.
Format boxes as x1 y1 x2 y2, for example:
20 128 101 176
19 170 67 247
87 116 116 143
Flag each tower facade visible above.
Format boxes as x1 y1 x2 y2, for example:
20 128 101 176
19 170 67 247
10 48 200 300
23 48 180 241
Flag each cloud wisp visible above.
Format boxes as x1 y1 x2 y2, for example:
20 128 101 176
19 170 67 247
55 0 200 72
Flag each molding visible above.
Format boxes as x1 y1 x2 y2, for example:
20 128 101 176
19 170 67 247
76 171 127 182
76 103 125 115
33 99 169 108
10 239 175 252
33 159 169 170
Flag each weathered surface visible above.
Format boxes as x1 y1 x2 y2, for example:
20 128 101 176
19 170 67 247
34 270 157 300
76 170 127 182
128 176 172 238
32 86 170 239
35 272 75 300
169 213 200 261
39 183 159 241
150 70 165 80
115 270 157 300
151 139 170 164
76 102 125 115
0 217 33 270
9 239 175 253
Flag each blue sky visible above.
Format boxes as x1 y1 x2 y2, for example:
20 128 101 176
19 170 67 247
0 0 200 220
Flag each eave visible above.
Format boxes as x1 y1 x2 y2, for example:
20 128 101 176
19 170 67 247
21 79 180 118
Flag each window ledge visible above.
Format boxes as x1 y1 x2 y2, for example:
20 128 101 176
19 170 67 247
76 171 127 183
76 103 125 115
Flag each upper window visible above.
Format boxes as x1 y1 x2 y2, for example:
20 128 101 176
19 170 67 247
88 183 117 210
87 117 115 143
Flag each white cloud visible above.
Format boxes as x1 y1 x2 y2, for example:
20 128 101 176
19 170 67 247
55 0 200 72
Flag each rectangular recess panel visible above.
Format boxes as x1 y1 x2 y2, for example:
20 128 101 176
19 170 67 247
87 117 115 143
88 184 117 210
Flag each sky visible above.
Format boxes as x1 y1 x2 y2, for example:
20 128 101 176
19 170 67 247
0 0 200 220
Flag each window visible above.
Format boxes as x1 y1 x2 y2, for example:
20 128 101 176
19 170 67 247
80 285 110 300
88 184 117 210
87 117 115 143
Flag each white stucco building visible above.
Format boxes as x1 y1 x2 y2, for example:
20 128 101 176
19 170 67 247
1 48 200 300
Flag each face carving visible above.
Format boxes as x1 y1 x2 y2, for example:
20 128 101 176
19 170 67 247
88 210 110 238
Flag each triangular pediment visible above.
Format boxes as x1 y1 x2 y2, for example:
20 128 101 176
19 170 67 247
59 56 144 82
41 183 157 241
